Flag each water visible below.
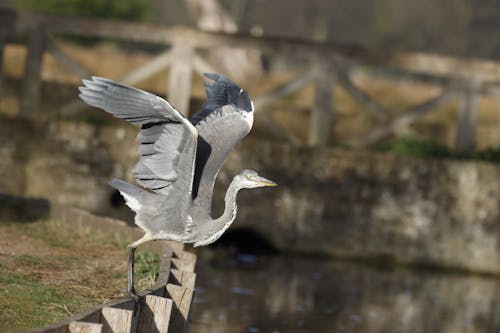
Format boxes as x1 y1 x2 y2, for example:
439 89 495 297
190 251 500 333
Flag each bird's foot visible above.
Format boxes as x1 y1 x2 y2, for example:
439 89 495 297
128 288 139 302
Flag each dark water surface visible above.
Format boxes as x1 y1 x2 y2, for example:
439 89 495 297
190 252 500 333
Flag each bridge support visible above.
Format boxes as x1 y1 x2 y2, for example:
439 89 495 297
309 63 334 146
21 26 45 115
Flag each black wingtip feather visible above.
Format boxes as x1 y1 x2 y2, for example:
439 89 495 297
203 73 220 81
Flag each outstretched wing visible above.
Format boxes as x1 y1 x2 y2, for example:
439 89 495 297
79 77 198 199
189 73 254 217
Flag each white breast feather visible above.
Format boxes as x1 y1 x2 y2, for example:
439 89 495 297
244 107 254 128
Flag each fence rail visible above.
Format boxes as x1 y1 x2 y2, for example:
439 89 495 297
1 8 500 151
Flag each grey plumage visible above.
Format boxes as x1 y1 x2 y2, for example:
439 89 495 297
79 73 276 297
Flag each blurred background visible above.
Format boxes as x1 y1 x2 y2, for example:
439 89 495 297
1 0 500 332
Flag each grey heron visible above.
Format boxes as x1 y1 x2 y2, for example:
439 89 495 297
79 73 276 297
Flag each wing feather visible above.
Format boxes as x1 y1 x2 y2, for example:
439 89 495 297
79 77 198 198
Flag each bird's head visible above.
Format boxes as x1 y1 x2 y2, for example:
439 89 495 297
234 169 277 189
227 86 254 112
204 73 254 112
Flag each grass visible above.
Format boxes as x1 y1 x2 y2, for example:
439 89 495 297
377 135 500 163
376 136 454 159
15 254 80 270
0 219 161 332
0 268 100 330
17 218 130 251
135 251 161 291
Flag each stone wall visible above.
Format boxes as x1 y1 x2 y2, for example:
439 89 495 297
0 116 138 219
223 139 500 274
2 117 500 273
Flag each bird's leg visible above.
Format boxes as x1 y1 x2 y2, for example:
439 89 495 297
126 235 152 302
127 245 138 300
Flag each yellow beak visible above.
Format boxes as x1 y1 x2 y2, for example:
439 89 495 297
256 176 278 187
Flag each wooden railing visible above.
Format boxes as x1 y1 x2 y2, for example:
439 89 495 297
2 8 500 150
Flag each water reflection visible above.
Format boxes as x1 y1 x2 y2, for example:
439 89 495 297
190 252 500 333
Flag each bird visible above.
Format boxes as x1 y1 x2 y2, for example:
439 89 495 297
79 73 277 297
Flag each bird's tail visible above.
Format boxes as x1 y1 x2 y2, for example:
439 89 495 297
109 178 145 212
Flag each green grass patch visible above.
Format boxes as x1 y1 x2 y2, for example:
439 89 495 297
377 135 500 163
376 136 454 159
0 267 100 332
15 254 47 268
0 219 164 332
135 251 160 291
15 254 80 270
17 219 128 251
21 223 74 249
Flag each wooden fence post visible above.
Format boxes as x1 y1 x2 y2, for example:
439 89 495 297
168 44 193 116
21 27 46 115
136 295 173 333
308 63 334 146
455 79 481 153
0 8 16 99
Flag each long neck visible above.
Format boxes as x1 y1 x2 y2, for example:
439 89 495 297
215 179 240 227
194 178 241 247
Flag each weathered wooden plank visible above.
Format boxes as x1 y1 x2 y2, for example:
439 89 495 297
14 11 500 83
100 307 135 333
60 49 172 115
68 322 103 333
253 71 314 110
166 284 195 333
456 80 481 153
169 269 196 289
353 89 456 148
308 66 334 146
46 36 90 79
335 67 388 121
136 295 173 333
20 27 45 115
120 49 171 85
168 44 193 115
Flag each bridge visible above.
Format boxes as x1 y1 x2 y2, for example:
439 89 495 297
2 8 500 151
